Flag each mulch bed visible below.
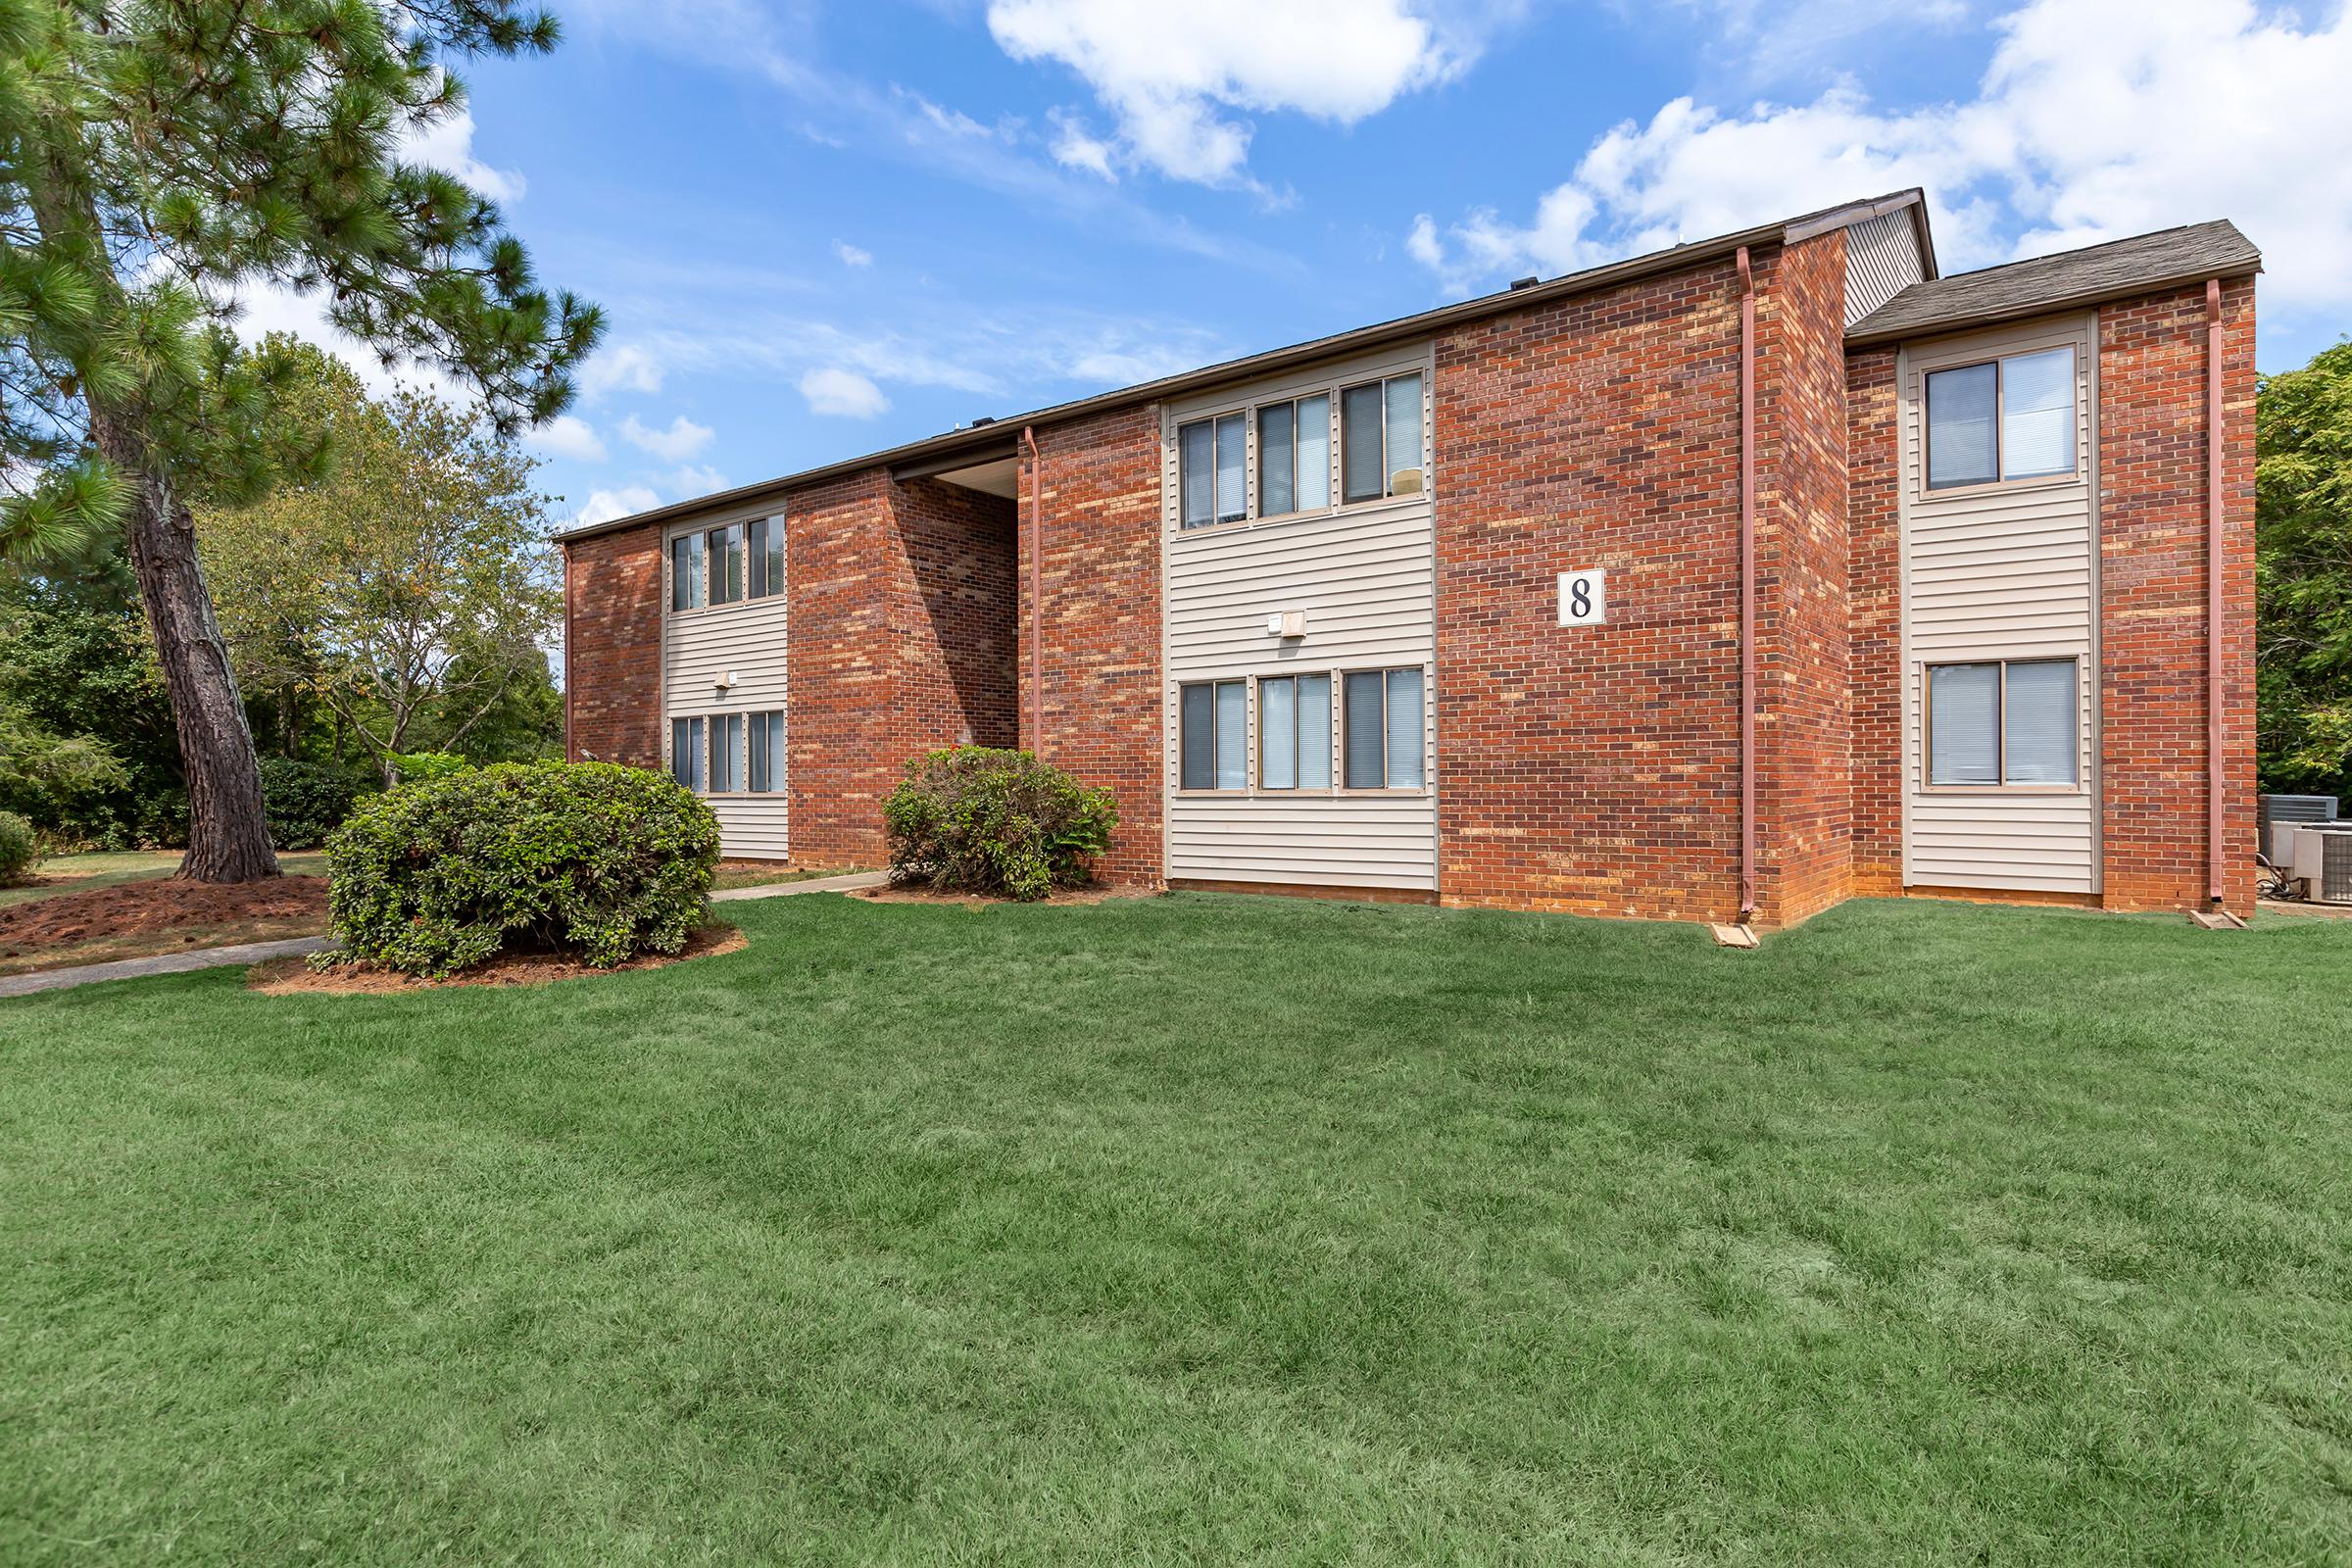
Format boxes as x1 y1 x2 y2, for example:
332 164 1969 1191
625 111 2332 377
850 882 1147 908
246 922 745 995
0 875 327 950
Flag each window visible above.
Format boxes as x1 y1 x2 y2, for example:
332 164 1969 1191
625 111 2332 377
747 516 785 600
672 515 784 610
1254 394 1331 518
1341 372 1423 503
1926 346 2076 489
1179 412 1248 528
670 716 706 791
748 710 785 793
707 712 744 793
1926 658 2078 787
1342 667 1425 789
1179 679 1248 789
670 532 706 612
1257 673 1332 790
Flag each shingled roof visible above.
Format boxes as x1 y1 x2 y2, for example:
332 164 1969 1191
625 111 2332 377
1846 220 2259 347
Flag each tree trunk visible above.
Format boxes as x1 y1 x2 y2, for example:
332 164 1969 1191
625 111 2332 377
91 411 281 883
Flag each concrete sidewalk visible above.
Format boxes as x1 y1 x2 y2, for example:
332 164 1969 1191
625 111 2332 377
0 871 889 1000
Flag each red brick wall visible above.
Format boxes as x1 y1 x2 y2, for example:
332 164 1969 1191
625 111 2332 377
2097 278 2257 914
1844 345 1904 896
1752 230 1853 927
563 524 662 769
1017 408 1164 884
783 472 898 867
890 476 1017 752
1432 257 1745 920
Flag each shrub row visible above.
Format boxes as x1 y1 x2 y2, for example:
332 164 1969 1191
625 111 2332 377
883 747 1114 901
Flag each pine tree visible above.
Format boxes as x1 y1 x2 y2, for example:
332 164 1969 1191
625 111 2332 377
0 0 599 879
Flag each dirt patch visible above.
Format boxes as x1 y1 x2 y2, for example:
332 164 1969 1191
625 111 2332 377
246 921 746 995
851 881 1151 908
0 875 327 950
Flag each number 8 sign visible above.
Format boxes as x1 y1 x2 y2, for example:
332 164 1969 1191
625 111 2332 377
1557 568 1607 627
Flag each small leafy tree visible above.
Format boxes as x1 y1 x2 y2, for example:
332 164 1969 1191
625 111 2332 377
201 345 563 785
2258 340 2352 798
0 0 600 881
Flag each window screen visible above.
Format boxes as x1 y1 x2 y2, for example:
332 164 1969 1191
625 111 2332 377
2001 348 2075 481
748 710 786 793
1383 374 1423 494
764 514 785 597
1385 667 1424 788
1259 674 1297 789
1927 363 1998 490
1257 402 1295 517
746 517 785 600
709 712 743 793
1342 668 1424 788
1213 414 1247 526
1928 662 1999 785
1295 394 1330 511
1297 673 1331 788
1179 419 1214 529
671 532 706 612
1214 679 1247 789
2002 660 2077 784
670 716 705 791
1180 682 1213 788
1341 382 1385 503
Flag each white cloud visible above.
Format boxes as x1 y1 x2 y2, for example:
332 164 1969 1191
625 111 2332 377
525 415 609 463
668 464 730 498
833 240 873 267
988 0 1476 186
1048 108 1118 181
799 367 891 418
400 104 526 204
580 344 666 401
619 413 715 461
1406 0 2352 320
573 485 663 528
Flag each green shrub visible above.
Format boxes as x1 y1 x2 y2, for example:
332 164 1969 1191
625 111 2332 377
0 809 39 886
324 760 720 977
883 747 1116 901
259 758 368 850
388 750 471 784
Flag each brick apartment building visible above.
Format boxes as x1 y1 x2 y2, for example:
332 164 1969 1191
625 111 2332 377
559 188 2260 927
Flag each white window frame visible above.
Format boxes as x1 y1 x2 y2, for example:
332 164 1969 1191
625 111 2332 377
1920 657 2083 794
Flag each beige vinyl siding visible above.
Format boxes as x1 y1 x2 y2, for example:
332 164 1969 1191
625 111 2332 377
1844 209 1926 327
1161 345 1438 892
1897 315 2098 893
663 518 790 859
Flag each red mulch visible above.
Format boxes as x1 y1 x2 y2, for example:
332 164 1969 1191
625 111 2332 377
248 921 745 994
0 875 327 949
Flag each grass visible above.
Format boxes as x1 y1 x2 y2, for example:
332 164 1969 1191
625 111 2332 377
2 894 2347 1565
0 849 329 908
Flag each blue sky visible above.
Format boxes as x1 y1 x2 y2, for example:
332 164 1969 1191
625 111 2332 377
324 0 2352 528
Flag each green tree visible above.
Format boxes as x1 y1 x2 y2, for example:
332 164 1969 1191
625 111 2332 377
0 581 184 843
0 0 598 880
201 348 564 785
2257 340 2352 800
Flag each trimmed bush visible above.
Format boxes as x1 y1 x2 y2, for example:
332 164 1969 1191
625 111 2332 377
884 747 1116 901
259 758 368 850
324 760 720 977
0 809 39 886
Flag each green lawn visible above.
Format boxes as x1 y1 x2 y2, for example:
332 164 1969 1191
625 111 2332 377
3 895 2347 1565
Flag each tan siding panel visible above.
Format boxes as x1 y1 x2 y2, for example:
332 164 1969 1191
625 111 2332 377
662 528 789 858
1843 210 1926 327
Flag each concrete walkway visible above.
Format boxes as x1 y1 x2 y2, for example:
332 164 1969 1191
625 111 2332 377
0 935 333 1000
710 870 888 902
0 871 890 1001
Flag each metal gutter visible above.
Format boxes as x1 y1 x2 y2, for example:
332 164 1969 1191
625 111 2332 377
1736 246 1758 922
557 189 1932 547
2205 278 2226 906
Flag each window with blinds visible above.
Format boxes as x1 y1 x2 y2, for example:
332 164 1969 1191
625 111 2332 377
1926 346 2076 490
1343 667 1425 790
1174 367 1421 528
1927 659 2078 787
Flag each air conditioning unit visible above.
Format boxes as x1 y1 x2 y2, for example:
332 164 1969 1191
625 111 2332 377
2289 823 2352 904
2260 794 2339 864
